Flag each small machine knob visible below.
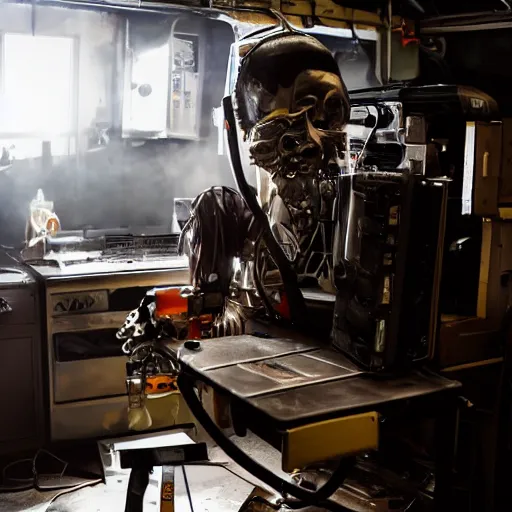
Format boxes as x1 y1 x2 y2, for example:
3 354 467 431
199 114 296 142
184 340 201 351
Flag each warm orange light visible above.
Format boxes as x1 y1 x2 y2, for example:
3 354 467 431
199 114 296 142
46 216 60 236
199 314 213 324
155 287 188 319
145 375 178 395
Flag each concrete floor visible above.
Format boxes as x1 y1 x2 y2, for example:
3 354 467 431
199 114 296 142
44 431 288 512
46 464 255 512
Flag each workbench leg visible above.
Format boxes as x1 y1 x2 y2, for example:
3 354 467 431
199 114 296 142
125 466 152 512
434 400 458 511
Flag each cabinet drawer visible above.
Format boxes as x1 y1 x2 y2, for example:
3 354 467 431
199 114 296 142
54 357 127 403
0 288 35 325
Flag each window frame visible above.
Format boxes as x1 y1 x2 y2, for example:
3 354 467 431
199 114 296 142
0 31 79 142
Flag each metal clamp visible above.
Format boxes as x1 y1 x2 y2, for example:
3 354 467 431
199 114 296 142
126 375 145 410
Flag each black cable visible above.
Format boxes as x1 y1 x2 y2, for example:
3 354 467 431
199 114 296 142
178 372 354 510
240 25 282 42
182 466 195 512
125 467 150 512
211 188 220 275
254 234 280 322
183 463 353 512
238 7 298 53
0 448 72 493
185 461 348 511
223 96 308 329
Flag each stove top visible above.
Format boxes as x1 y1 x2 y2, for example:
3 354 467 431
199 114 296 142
20 232 188 279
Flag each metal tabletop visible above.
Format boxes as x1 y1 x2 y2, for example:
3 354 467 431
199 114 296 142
178 333 461 429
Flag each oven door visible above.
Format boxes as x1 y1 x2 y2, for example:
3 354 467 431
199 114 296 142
53 317 128 403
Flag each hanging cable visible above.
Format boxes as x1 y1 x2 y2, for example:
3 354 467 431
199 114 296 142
182 466 195 512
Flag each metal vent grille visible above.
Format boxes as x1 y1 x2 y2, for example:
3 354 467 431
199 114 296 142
104 234 180 256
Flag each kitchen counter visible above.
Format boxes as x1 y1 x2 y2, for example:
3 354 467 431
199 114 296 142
30 255 188 279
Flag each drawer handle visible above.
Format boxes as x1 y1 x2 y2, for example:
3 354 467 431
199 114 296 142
0 297 12 315
483 151 490 178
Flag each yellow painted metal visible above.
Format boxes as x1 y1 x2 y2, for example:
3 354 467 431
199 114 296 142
442 357 504 373
282 411 379 473
281 0 390 26
499 207 512 219
215 0 401 29
477 219 492 319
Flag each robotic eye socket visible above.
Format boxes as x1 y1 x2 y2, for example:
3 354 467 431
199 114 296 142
295 95 317 109
325 95 343 115
281 134 301 152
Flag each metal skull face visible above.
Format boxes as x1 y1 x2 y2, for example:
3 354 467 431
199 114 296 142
248 70 346 179
234 32 349 270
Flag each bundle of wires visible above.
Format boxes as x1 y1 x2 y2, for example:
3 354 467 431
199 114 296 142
0 448 89 492
179 186 255 297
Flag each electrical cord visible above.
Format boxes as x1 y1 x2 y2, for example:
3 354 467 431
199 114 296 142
223 96 308 330
0 448 69 493
182 466 195 512
254 234 281 322
2 458 33 482
179 372 355 510
1 458 33 490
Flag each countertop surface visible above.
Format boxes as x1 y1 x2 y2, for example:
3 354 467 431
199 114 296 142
0 251 34 287
29 255 189 279
0 267 33 286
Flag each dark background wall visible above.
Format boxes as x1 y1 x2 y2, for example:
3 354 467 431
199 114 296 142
441 29 512 116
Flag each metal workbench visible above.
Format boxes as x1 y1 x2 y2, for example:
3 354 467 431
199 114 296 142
177 333 462 511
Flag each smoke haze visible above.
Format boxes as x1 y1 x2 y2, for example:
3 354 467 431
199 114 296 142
0 2 379 247
0 3 234 246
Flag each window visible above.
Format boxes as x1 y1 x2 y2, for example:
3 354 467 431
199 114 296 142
0 33 74 157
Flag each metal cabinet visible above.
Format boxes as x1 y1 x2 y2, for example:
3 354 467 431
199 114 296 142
0 263 44 454
122 16 204 140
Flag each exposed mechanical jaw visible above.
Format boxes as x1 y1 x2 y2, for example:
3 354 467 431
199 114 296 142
249 107 324 179
245 64 347 292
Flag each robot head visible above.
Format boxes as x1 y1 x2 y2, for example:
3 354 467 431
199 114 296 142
235 32 349 137
234 31 349 271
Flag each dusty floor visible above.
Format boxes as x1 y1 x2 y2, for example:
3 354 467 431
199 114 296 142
0 432 288 512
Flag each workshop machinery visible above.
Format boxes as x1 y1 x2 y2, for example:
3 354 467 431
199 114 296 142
115 8 505 511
